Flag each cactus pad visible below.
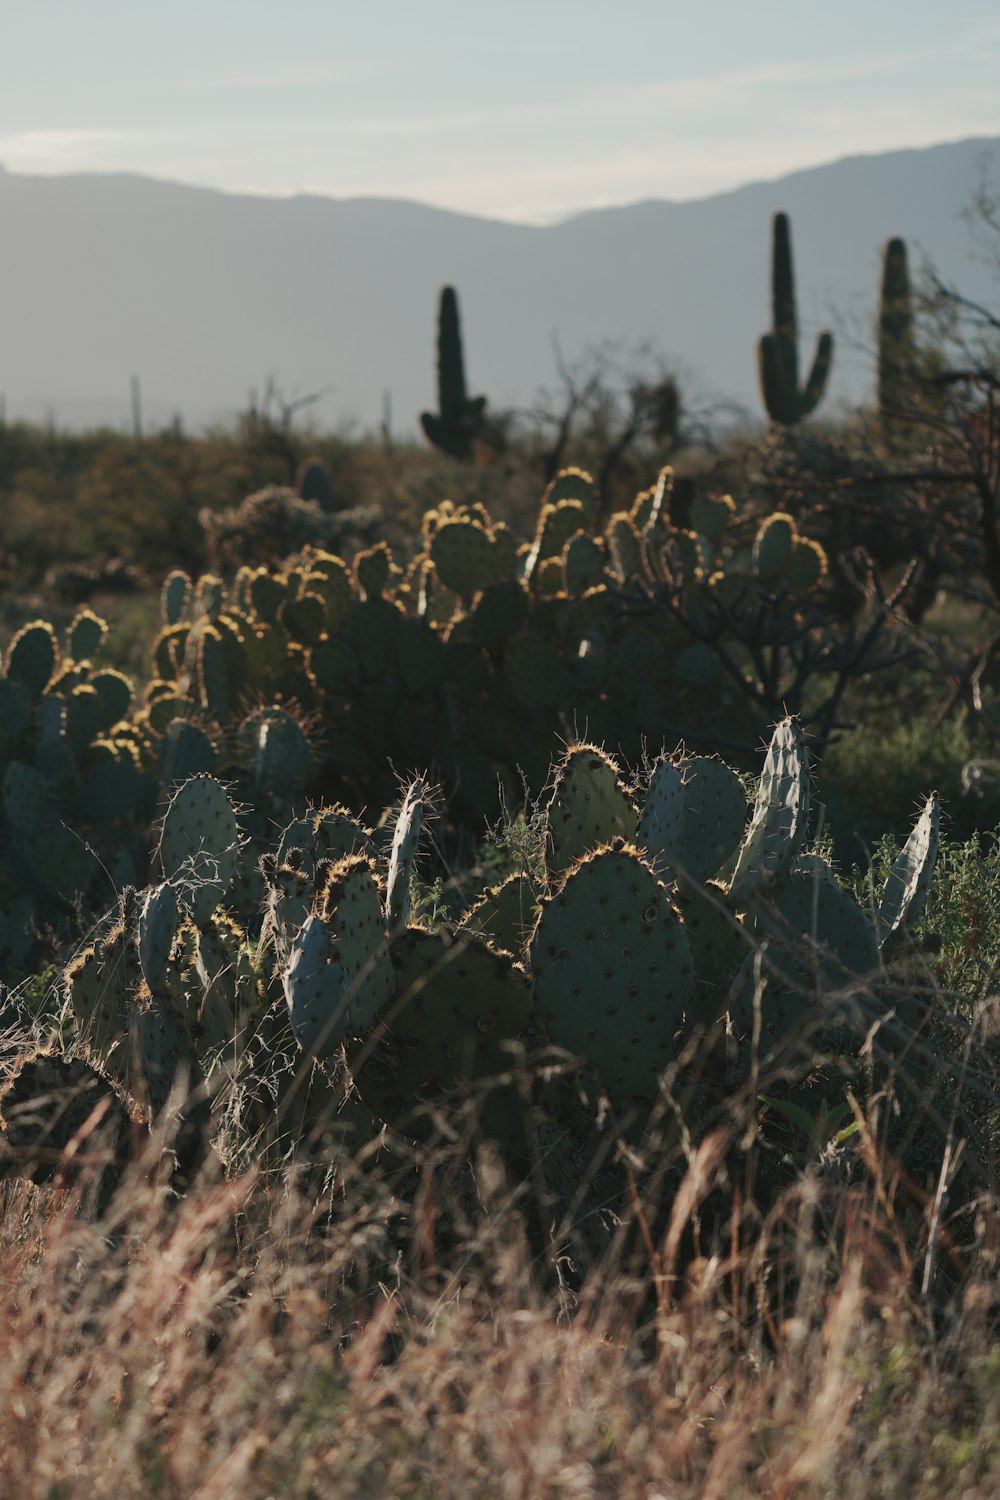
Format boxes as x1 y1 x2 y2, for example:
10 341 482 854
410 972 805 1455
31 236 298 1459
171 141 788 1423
529 844 693 1098
546 745 636 880
348 926 533 1142
159 774 240 925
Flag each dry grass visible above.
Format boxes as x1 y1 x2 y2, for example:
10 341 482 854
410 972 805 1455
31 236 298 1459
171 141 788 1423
3 1092 1000 1500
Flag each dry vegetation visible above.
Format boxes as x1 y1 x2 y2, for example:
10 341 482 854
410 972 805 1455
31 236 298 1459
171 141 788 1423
3 1042 1000 1500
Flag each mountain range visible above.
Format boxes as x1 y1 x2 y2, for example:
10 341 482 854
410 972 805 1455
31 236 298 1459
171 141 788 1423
0 135 997 435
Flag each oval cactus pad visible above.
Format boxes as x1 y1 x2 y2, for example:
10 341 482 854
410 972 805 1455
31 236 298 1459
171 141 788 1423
529 845 693 1098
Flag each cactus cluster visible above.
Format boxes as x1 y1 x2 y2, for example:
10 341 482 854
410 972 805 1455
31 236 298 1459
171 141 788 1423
1 709 941 1193
1 441 909 1002
0 611 151 973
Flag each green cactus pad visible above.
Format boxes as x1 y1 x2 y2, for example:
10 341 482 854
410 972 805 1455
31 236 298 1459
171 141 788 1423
309 633 363 695
138 882 180 993
194 574 224 620
690 492 735 548
761 861 879 982
542 467 596 526
606 514 643 582
343 597 403 679
563 533 605 595
278 591 328 646
247 570 286 625
783 537 827 591
159 718 216 785
354 542 395 600
68 609 108 662
753 513 795 582
728 860 879 1044
636 756 684 880
529 844 693 1098
89 669 134 731
547 744 636 880
304 552 353 626
461 873 538 956
132 1000 191 1118
246 708 311 795
159 774 240 925
6 621 58 697
348 926 533 1143
465 582 526 650
78 756 146 824
275 806 375 876
153 623 189 679
282 913 342 1058
676 756 748 888
525 499 588 583
161 570 191 626
431 518 499 597
62 684 102 756
66 934 134 1061
729 718 810 905
676 881 747 1028
285 857 394 1056
382 622 437 696
193 917 249 1061
876 793 940 950
197 625 239 722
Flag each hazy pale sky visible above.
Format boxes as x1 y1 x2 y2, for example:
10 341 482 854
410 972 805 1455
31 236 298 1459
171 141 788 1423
1 1 998 223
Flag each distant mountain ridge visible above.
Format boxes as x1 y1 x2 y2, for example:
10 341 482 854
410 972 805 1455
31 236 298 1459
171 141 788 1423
0 135 996 433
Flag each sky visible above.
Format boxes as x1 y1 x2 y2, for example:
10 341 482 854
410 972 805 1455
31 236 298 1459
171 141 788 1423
0 1 998 223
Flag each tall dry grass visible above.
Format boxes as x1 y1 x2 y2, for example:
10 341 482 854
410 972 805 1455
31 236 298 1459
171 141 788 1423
2 1083 1000 1500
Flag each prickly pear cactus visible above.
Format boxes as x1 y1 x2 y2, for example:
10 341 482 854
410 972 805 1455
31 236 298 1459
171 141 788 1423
876 793 940 950
5 621 58 697
727 855 880 1045
138 882 180 993
158 774 240 925
161 570 192 626
638 750 746 888
284 856 395 1058
728 718 810 905
545 744 636 881
68 609 108 662
430 518 501 598
529 842 693 1099
461 873 539 954
674 756 748 890
348 925 533 1143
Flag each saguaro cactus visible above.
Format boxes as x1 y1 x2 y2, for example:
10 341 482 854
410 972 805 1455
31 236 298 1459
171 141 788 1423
877 236 915 426
757 212 833 425
420 285 486 460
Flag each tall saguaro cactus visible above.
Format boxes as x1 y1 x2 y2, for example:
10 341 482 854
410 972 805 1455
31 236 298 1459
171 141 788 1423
757 212 834 426
420 285 487 460
877 236 915 427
